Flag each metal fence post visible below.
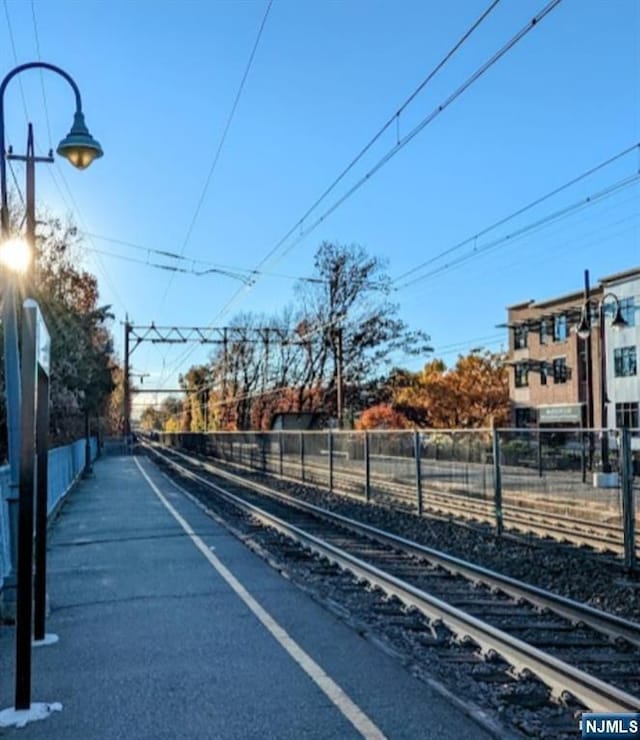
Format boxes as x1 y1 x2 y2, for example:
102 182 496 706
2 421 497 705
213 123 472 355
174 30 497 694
364 431 370 502
300 431 305 483
620 427 636 571
414 430 423 516
492 425 503 537
328 429 334 493
536 429 543 478
279 431 284 476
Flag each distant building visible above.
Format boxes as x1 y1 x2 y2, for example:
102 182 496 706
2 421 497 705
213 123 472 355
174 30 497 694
503 267 639 435
270 412 330 430
600 267 640 432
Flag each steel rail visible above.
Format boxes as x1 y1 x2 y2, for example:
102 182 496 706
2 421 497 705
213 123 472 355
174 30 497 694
189 446 629 552
153 442 640 645
145 442 640 713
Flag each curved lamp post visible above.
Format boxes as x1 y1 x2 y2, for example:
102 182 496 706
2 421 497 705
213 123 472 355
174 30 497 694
0 62 102 620
575 292 627 473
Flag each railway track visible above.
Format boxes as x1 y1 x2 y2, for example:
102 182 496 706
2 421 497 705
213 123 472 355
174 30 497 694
144 441 640 715
173 444 630 555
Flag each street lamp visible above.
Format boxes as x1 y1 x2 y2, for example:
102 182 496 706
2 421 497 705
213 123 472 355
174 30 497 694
575 292 627 473
1 62 102 616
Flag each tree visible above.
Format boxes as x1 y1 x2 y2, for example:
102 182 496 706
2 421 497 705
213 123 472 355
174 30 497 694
390 351 509 428
0 210 120 456
292 241 431 420
140 241 432 431
356 404 412 430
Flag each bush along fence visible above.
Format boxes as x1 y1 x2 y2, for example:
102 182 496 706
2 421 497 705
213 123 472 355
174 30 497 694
0 436 98 595
156 427 638 571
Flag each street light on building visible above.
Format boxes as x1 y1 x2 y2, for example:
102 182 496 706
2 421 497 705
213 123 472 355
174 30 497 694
574 291 627 473
1 62 102 619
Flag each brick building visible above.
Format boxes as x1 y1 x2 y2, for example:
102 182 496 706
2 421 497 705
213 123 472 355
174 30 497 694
504 268 639 432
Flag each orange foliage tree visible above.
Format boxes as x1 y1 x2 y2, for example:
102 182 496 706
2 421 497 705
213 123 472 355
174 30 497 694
389 351 509 428
355 404 412 430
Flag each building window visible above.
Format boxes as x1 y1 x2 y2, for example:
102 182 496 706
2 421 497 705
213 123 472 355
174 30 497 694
540 319 550 345
553 314 567 342
540 362 548 386
615 402 639 429
619 297 635 327
513 325 528 350
514 407 533 428
613 346 637 377
552 357 568 383
514 363 529 388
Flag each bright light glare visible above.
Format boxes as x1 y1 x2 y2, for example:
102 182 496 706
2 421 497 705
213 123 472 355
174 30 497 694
0 238 31 274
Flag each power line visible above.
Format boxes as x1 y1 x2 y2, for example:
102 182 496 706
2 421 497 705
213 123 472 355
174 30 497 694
30 0 53 150
141 0 563 394
208 0 504 324
211 0 563 325
158 0 274 307
395 173 640 289
393 142 640 285
76 230 330 283
246 0 502 278
2 0 29 123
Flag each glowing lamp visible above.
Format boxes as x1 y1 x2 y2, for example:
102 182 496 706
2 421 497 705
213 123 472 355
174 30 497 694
56 111 103 169
0 237 31 274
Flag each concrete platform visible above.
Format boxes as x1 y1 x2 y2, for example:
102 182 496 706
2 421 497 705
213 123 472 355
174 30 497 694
0 455 496 739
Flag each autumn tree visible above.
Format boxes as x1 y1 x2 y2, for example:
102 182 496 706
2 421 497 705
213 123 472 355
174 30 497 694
355 404 412 430
0 211 120 456
390 351 509 428
141 241 432 431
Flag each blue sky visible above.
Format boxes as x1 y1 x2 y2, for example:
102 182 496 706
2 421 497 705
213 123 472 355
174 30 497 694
1 0 638 410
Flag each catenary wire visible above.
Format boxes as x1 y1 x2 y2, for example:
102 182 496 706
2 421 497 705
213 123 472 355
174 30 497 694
393 142 640 285
157 0 562 385
156 0 274 310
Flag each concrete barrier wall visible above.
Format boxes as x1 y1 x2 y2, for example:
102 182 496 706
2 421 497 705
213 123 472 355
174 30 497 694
0 436 97 592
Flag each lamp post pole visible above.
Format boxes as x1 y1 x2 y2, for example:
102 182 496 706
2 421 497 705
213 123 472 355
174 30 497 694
598 301 611 473
0 62 102 614
576 287 627 475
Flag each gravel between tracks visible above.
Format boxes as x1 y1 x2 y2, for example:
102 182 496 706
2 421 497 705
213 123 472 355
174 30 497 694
210 460 640 623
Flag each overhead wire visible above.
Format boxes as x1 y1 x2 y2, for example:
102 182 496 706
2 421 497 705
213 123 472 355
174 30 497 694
395 174 640 288
155 0 545 387
2 0 29 122
156 0 274 308
29 0 53 149
393 142 640 286
22 0 130 318
76 230 331 283
210 0 564 326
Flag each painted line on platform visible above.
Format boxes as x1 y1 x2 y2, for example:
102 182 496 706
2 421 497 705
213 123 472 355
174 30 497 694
133 457 387 740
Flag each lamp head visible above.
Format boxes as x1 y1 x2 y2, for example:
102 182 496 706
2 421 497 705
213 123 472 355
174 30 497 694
575 307 591 340
0 237 31 274
611 304 628 331
57 111 103 169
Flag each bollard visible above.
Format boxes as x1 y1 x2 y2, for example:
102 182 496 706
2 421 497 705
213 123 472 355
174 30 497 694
279 432 284 477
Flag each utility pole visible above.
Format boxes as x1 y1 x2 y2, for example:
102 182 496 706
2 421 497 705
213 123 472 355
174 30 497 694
123 317 130 445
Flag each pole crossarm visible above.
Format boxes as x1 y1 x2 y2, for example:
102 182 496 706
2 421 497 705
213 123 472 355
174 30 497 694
126 324 291 355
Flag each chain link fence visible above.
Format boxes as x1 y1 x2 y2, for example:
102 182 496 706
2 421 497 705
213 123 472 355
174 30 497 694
157 427 638 570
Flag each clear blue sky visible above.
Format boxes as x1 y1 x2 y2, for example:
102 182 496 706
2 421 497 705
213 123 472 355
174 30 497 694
2 0 638 410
